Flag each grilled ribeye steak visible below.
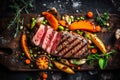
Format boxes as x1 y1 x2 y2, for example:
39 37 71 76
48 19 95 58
32 24 89 58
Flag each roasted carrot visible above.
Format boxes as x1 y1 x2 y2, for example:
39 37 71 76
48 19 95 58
69 20 101 32
25 59 31 64
59 20 67 26
95 25 101 32
77 66 81 70
21 32 32 60
42 72 48 79
42 12 58 30
91 48 98 54
87 11 93 18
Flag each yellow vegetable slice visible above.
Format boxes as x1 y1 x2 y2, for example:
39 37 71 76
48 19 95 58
53 61 75 74
85 32 107 53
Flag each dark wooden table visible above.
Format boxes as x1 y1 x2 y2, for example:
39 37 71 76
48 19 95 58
0 0 120 80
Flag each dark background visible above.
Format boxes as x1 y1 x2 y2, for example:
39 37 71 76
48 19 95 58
0 0 120 80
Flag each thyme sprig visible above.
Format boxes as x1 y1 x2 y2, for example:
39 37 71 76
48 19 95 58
7 0 34 38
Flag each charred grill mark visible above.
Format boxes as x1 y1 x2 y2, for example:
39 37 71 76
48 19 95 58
58 34 69 44
64 38 87 58
82 49 89 57
64 42 81 58
55 36 70 53
51 32 63 53
73 43 88 58
57 37 78 56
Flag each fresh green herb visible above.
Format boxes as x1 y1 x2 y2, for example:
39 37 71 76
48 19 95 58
8 0 34 38
87 50 116 69
95 9 110 30
99 58 107 69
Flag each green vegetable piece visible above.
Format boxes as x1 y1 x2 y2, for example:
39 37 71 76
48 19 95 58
58 26 64 31
49 62 53 67
31 18 36 29
30 64 34 68
71 18 74 22
99 58 107 69
32 18 35 21
85 33 91 40
33 54 37 57
76 30 83 35
77 17 80 20
70 59 87 65
89 45 95 48
80 17 85 20
111 50 116 54
42 20 47 25
103 21 107 26
21 53 25 56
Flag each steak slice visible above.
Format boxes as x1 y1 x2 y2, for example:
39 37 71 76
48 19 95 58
53 32 89 58
32 24 89 58
32 24 46 46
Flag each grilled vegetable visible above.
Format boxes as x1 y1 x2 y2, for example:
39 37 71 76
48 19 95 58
60 59 70 66
36 55 50 70
31 18 36 29
85 32 107 53
53 61 75 74
42 12 58 30
69 20 101 32
70 59 87 65
21 32 32 60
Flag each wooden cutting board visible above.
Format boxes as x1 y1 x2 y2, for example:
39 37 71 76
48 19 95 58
0 14 120 71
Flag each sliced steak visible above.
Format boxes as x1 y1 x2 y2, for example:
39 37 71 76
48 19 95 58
32 24 89 58
32 24 46 46
53 32 89 58
41 25 53 49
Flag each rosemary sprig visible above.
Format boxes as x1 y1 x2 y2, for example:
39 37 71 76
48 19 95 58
7 0 34 38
